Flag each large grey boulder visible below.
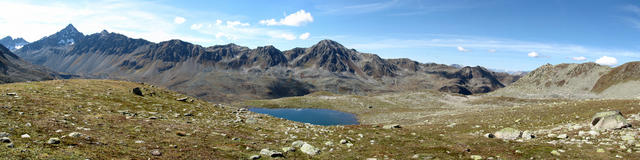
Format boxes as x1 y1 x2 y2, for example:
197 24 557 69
494 128 522 140
300 143 320 155
591 111 631 130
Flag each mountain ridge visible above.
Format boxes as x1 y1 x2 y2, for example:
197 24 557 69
14 24 521 102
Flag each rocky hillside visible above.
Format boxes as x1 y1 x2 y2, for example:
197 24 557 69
0 36 29 51
491 61 640 99
14 24 521 102
0 44 58 83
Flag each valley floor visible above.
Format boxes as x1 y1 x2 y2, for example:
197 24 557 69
1 79 639 159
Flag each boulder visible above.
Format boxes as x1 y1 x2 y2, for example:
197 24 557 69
591 111 631 130
132 87 143 96
0 137 10 143
494 128 522 140
282 147 295 153
300 143 320 155
292 140 305 148
68 132 82 138
176 97 189 102
260 148 284 157
47 138 60 144
383 124 401 129
249 155 261 160
150 149 162 156
522 131 535 140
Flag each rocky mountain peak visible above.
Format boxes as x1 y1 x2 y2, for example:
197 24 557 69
0 36 29 51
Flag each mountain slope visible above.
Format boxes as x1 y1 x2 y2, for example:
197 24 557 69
0 44 57 83
490 63 610 99
14 24 520 102
491 61 640 99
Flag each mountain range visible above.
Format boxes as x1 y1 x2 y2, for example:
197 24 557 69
0 36 29 51
13 24 522 102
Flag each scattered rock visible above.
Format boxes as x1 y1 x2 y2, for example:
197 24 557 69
282 147 295 153
69 132 83 138
47 138 61 144
6 143 13 148
176 131 187 136
340 139 349 144
522 131 535 140
300 143 320 155
21 134 30 138
0 132 10 137
132 87 143 96
183 113 194 116
484 133 495 138
557 134 568 139
325 141 334 146
470 155 483 160
151 149 162 156
176 97 189 102
0 137 11 143
550 150 561 156
249 155 261 160
494 128 522 140
591 111 631 130
383 124 401 129
6 93 16 96
346 143 354 148
260 148 284 157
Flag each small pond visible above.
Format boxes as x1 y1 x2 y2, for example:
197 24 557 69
248 108 359 126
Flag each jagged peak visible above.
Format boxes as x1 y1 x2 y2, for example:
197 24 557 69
100 29 109 35
58 24 80 34
1 36 12 40
314 39 346 49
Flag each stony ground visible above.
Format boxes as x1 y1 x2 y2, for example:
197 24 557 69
1 79 640 159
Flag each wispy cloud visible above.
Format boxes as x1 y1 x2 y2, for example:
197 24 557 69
571 56 587 61
457 46 470 52
318 0 399 15
190 19 304 41
349 35 640 58
622 4 640 29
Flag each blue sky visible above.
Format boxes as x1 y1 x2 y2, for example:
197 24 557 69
0 0 639 71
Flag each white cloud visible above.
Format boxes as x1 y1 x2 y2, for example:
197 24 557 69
226 21 250 28
299 32 310 40
259 10 313 27
216 20 222 25
527 51 539 58
595 56 618 66
488 49 496 53
571 56 587 61
457 46 470 52
190 23 203 30
174 16 186 24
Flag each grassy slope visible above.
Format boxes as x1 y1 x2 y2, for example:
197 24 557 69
2 79 640 159
244 91 640 159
